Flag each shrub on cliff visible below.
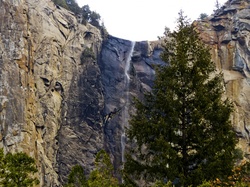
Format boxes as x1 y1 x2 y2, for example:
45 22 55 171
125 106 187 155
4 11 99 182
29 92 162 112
52 0 69 9
0 149 39 187
123 10 237 187
198 13 208 20
81 5 101 28
52 0 81 15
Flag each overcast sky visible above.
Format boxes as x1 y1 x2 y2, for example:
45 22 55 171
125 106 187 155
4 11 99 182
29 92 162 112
76 0 228 41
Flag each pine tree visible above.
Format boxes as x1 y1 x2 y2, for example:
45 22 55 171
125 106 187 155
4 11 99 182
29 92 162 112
65 165 88 187
66 150 119 187
88 150 119 187
0 149 39 187
123 11 237 187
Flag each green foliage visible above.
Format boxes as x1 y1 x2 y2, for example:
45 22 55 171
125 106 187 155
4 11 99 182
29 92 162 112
197 180 211 187
234 148 244 162
89 11 101 28
213 160 250 186
66 150 119 187
65 165 87 187
100 22 109 40
88 150 119 187
52 0 69 9
67 0 81 15
152 181 173 187
52 0 81 15
51 1 108 36
198 13 208 20
123 10 237 187
82 5 91 23
81 5 101 28
0 149 39 187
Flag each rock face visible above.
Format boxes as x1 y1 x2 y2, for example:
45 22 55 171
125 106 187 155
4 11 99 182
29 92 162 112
0 0 164 185
194 0 250 158
99 37 164 175
1 0 250 186
0 0 103 185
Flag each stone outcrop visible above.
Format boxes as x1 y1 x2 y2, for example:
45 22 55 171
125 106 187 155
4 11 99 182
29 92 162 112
1 0 250 186
194 0 250 157
0 0 103 185
0 0 164 185
99 37 164 175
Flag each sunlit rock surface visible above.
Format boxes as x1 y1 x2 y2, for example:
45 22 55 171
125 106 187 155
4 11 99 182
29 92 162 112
195 0 250 157
0 0 163 185
0 0 103 185
1 0 250 186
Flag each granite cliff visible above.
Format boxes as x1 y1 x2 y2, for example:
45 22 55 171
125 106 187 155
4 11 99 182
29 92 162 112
194 0 250 158
1 0 250 186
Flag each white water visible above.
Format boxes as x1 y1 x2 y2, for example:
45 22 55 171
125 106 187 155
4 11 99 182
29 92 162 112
124 41 135 81
121 41 135 163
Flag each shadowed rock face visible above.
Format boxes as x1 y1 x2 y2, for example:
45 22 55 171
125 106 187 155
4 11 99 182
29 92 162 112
99 36 164 176
1 0 250 186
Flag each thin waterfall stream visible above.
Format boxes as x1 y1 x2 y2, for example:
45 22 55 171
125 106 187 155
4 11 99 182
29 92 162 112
121 41 135 163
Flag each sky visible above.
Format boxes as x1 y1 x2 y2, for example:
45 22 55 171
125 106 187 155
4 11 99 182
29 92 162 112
76 0 228 41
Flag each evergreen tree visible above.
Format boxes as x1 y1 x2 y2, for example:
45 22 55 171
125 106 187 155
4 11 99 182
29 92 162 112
82 5 91 25
52 0 69 9
89 11 101 28
88 150 119 187
81 5 101 28
123 11 237 187
198 13 208 20
0 149 39 187
65 165 88 187
52 0 81 15
66 150 119 187
67 0 81 15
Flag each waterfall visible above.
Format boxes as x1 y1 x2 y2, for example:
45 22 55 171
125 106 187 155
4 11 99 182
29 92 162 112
124 42 135 81
121 41 135 163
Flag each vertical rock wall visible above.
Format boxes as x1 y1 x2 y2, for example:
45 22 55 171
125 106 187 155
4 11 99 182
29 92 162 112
99 37 164 175
0 0 163 185
2 0 250 186
195 0 250 158
0 0 103 185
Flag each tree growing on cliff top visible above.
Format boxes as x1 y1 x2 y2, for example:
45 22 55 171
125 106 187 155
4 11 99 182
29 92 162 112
123 11 237 187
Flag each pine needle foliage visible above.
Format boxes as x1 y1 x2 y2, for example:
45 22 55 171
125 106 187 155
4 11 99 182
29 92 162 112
123 11 237 187
0 149 39 187
88 150 119 187
65 150 119 187
65 165 88 187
